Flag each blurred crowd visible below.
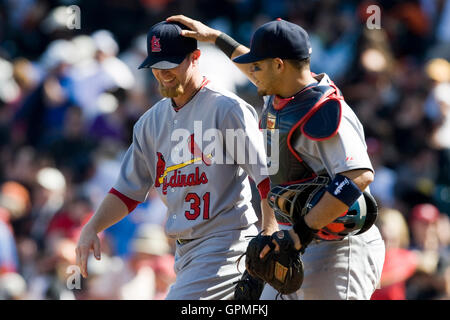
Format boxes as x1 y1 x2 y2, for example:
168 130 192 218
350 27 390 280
0 0 449 300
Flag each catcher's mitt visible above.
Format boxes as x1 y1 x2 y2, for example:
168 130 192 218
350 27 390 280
242 231 304 295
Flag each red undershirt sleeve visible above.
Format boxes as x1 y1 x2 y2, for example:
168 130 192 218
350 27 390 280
108 188 141 213
256 177 271 200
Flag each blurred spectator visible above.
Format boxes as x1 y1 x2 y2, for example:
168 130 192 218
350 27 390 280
0 57 22 111
410 203 441 251
121 223 175 300
87 90 129 145
67 30 135 124
406 203 450 299
104 188 169 259
424 58 450 215
0 207 19 274
77 254 125 300
118 34 149 94
0 180 31 222
13 39 76 148
46 195 93 242
434 0 450 45
198 42 250 93
0 181 31 274
25 237 77 300
371 208 418 300
436 254 450 299
366 137 398 208
43 106 97 183
79 140 124 210
79 223 174 300
309 6 360 81
0 272 27 299
29 167 67 246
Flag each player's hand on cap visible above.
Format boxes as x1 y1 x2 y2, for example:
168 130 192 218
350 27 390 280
166 15 221 43
75 224 101 278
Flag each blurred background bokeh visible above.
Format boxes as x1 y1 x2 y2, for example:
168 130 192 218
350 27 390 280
0 0 449 300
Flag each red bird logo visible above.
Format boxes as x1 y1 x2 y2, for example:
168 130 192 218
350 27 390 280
151 36 161 52
155 152 166 187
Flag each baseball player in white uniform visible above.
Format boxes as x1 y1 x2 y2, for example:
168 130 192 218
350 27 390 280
75 21 279 300
167 15 386 300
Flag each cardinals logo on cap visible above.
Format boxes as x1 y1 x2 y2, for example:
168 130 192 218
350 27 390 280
151 35 161 52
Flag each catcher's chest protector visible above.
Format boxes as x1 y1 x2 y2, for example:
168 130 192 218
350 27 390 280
260 82 343 186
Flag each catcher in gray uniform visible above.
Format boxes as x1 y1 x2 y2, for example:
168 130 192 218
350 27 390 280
75 21 279 300
167 15 386 300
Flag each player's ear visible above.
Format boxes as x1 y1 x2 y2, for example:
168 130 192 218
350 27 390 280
191 49 201 65
273 58 284 72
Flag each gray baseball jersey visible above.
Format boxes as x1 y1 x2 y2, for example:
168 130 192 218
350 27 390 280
263 73 374 179
112 79 269 240
295 74 374 176
260 73 384 300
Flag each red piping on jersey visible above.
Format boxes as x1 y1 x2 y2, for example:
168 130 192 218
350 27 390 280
200 77 210 89
257 177 271 200
272 95 295 110
299 82 343 141
286 87 335 164
109 188 141 213
272 86 316 111
300 97 343 141
272 73 319 111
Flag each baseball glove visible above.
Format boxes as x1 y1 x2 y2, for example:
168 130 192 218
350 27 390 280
242 231 304 295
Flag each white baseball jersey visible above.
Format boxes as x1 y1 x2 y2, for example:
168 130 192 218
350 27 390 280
112 78 268 240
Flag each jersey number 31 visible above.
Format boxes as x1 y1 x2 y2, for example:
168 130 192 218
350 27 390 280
185 192 210 220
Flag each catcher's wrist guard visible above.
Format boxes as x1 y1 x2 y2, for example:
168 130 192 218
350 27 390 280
325 174 362 207
293 215 318 253
215 33 241 58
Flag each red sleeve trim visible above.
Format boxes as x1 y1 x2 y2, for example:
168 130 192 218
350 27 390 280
108 188 140 213
257 177 271 200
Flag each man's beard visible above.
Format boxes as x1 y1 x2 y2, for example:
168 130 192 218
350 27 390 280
158 81 185 98
257 87 268 96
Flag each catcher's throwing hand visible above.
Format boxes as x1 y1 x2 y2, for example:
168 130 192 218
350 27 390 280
166 15 221 43
245 231 304 295
259 228 301 259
